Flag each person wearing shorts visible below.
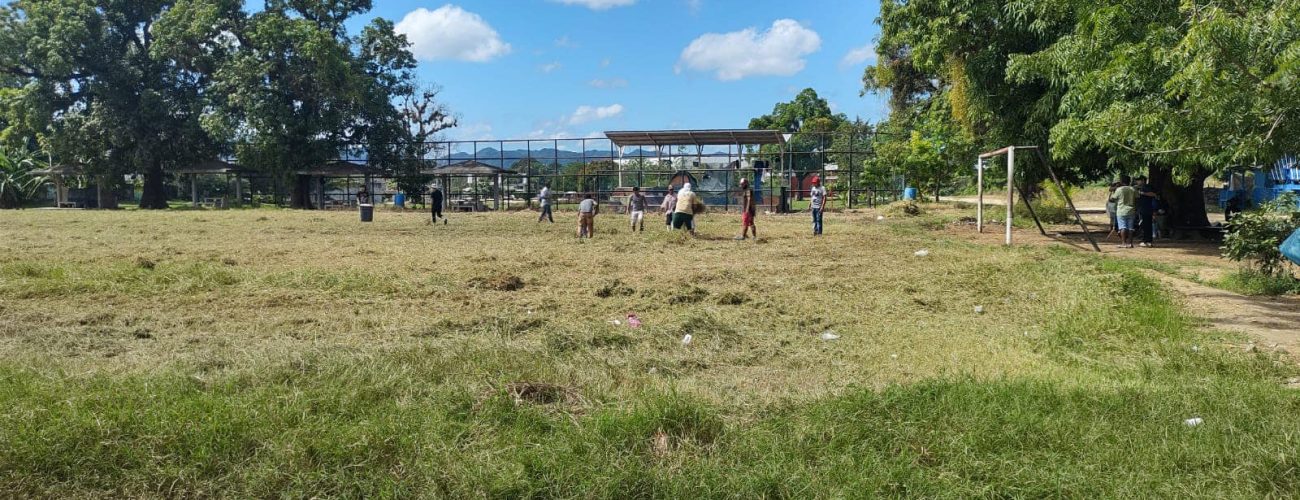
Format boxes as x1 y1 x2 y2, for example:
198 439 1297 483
661 186 678 230
736 178 757 240
577 194 598 238
672 183 702 235
1110 175 1138 248
628 186 647 232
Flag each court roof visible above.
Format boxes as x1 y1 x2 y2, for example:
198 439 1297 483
604 129 786 147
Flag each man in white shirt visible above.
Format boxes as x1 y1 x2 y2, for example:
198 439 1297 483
809 176 828 236
537 185 553 223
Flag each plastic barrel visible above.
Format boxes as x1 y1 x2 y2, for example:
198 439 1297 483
903 187 919 200
394 192 406 208
1282 228 1300 266
359 204 374 222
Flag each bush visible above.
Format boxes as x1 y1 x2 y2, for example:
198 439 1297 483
0 147 48 209
884 200 924 217
1215 269 1300 296
1014 200 1072 225
1222 194 1300 276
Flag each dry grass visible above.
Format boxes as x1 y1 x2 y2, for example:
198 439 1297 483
3 206 1299 497
1 208 1091 404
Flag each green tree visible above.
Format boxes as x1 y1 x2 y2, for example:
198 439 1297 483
749 88 849 181
161 0 425 208
1008 0 1300 227
0 0 222 209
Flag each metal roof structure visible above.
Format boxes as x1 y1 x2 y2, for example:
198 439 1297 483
424 160 510 176
604 129 786 147
175 159 248 175
32 164 86 176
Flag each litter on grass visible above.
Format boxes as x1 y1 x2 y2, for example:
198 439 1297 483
1184 417 1204 427
877 215 886 221
914 249 931 257
681 334 693 346
974 305 985 314
627 314 642 328
890 354 899 360
820 331 840 341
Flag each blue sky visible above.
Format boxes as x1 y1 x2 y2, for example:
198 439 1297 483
354 0 886 141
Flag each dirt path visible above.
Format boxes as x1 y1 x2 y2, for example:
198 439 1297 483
1149 272 1300 351
930 209 1300 350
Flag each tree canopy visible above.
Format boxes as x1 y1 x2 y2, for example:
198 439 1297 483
0 0 453 208
863 0 1300 226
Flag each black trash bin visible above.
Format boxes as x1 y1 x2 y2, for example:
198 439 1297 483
359 203 374 222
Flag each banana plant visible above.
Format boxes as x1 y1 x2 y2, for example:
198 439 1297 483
0 147 48 209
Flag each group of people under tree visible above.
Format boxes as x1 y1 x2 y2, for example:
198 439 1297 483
535 176 831 239
1107 175 1163 249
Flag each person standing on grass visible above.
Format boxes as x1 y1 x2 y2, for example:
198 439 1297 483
672 183 703 235
538 184 554 224
577 193 598 238
736 178 757 240
1135 176 1158 247
661 185 678 231
628 186 647 232
429 186 445 225
1110 175 1138 248
1105 182 1120 239
809 176 828 236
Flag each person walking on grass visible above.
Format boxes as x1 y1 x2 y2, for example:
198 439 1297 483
661 185 678 231
538 184 554 223
1110 175 1138 248
577 193 598 238
809 176 828 236
736 178 757 240
1135 175 1158 247
672 183 704 235
628 186 647 232
429 186 445 225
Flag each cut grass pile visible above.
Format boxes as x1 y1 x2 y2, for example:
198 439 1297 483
0 208 1297 497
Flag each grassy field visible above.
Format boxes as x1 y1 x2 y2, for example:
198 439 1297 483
1 206 1298 497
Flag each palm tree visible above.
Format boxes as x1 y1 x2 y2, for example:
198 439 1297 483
0 148 48 209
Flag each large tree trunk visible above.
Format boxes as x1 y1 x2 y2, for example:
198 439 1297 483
138 160 169 209
95 178 120 209
1148 165 1211 228
289 174 313 209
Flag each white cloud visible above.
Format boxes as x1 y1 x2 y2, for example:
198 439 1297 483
454 122 495 140
568 104 624 125
395 5 511 62
588 78 628 89
540 62 562 73
840 43 876 69
549 0 636 10
686 0 702 14
554 35 579 48
676 19 821 81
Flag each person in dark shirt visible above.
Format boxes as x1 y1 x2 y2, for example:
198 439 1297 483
1134 176 1158 247
429 186 445 225
736 178 757 240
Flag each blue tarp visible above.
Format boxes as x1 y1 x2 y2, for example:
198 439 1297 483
1283 228 1300 266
